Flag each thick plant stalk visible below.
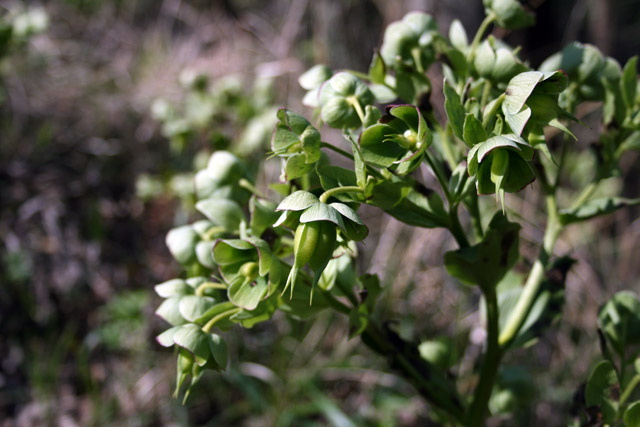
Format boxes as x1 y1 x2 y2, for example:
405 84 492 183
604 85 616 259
468 287 501 426
499 195 561 348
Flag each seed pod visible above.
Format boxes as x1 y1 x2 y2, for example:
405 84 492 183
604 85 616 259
282 220 337 302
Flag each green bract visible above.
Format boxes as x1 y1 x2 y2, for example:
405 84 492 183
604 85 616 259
380 11 438 72
271 108 322 180
359 104 432 175
274 191 369 243
483 0 535 29
299 64 333 108
212 237 279 311
502 70 574 138
540 42 621 102
319 72 375 129
474 38 528 84
467 134 535 198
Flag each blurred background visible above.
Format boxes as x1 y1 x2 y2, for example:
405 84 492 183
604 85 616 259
1 0 639 425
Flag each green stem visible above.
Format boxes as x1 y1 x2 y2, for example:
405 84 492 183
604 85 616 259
482 94 505 128
569 181 598 211
238 178 267 199
424 150 453 204
348 96 366 125
195 281 227 296
466 190 484 242
202 306 241 333
360 322 466 424
319 186 363 203
498 195 562 348
449 205 470 248
468 12 497 63
480 80 492 110
321 141 354 160
620 374 640 406
468 287 501 426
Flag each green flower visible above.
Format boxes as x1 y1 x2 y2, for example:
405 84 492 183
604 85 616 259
274 191 369 299
380 11 438 72
271 109 322 180
483 0 534 30
474 38 528 84
359 104 432 175
467 134 535 209
319 72 375 129
212 237 280 311
502 70 575 138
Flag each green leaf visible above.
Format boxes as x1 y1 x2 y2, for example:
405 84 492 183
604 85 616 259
249 197 279 237
616 131 640 157
173 324 211 366
317 165 359 200
449 19 468 51
444 212 520 290
621 56 638 111
300 203 345 229
329 203 364 225
359 123 407 167
474 40 496 77
369 51 386 85
368 179 450 228
349 304 369 338
230 296 277 327
559 197 640 225
206 151 246 185
156 296 186 326
155 279 192 298
276 190 319 212
156 326 182 347
625 401 640 426
179 295 217 324
195 241 217 269
349 136 367 189
299 64 332 90
166 225 198 265
212 239 255 265
196 198 245 232
419 338 456 371
504 71 543 115
284 153 315 180
599 291 640 355
486 0 535 29
444 79 465 139
463 114 487 147
228 275 269 311
208 334 228 370
585 360 619 424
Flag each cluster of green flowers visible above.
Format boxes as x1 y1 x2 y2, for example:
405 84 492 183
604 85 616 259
154 2 640 421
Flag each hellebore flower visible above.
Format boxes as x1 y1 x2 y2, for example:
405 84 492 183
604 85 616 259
502 70 576 141
212 237 279 311
474 38 529 84
298 64 333 108
271 109 322 180
380 11 439 72
359 104 432 175
319 72 375 129
467 133 535 210
483 0 535 30
274 191 368 299
540 42 622 102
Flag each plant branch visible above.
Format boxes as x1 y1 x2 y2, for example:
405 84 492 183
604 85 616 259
499 194 561 348
360 322 467 424
319 186 363 203
468 287 501 425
